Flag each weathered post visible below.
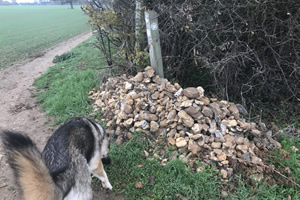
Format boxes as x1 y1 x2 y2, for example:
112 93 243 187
145 10 164 78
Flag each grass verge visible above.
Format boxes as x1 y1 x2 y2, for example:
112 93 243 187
100 133 299 200
34 36 106 125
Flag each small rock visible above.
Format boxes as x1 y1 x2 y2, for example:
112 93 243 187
211 142 222 149
197 86 205 97
150 121 159 132
202 106 213 118
178 110 194 128
134 120 149 130
227 168 233 178
183 87 200 98
124 104 133 114
220 169 228 179
123 118 133 128
167 110 177 121
145 66 156 77
242 152 251 162
132 72 143 82
188 140 201 154
228 104 239 114
124 82 133 90
168 137 176 145
160 119 168 127
215 130 223 138
251 129 262 136
176 137 188 147
236 137 244 145
236 104 248 115
116 135 123 145
191 123 202 134
180 100 194 107
125 95 134 105
151 91 160 100
236 145 248 153
217 152 227 161
152 75 161 83
251 156 263 164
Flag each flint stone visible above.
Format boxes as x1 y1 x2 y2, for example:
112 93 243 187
183 87 200 98
125 95 134 105
166 82 177 93
188 140 201 154
251 129 262 136
218 152 227 162
168 137 176 145
242 152 251 162
212 142 222 149
178 110 194 128
229 104 239 114
160 119 168 127
197 86 205 97
151 91 160 99
191 124 202 134
202 106 213 118
150 121 159 132
176 137 187 147
123 118 133 128
190 134 203 140
124 82 133 90
236 137 244 145
152 75 161 83
134 120 149 130
145 66 155 77
181 100 193 107
220 169 228 179
124 104 133 114
236 145 248 153
167 110 177 121
236 104 248 115
132 72 143 82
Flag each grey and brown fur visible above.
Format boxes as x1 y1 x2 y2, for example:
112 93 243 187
1 117 112 200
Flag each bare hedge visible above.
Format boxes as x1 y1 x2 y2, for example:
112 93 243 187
83 0 300 106
144 0 300 105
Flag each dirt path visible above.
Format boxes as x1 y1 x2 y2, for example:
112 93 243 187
0 32 123 200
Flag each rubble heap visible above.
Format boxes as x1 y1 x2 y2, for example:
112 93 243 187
89 66 281 178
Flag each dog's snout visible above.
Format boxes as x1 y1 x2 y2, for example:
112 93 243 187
101 157 111 165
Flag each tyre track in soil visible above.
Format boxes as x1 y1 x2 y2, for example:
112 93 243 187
0 32 123 200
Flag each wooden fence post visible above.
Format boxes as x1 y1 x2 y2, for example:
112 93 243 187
145 10 164 78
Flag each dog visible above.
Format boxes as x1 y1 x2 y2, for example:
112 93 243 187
1 117 112 200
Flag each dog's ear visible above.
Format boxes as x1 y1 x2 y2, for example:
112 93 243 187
101 157 111 165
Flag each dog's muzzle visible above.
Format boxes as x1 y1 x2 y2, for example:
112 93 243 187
101 157 111 165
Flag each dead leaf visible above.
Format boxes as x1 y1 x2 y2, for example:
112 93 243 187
138 164 143 168
135 182 143 189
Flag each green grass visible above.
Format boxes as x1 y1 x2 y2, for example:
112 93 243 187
101 133 299 200
34 36 106 125
0 5 90 69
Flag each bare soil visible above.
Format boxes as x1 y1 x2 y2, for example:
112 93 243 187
0 32 123 200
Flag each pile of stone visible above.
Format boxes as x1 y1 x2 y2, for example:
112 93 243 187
89 66 281 178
